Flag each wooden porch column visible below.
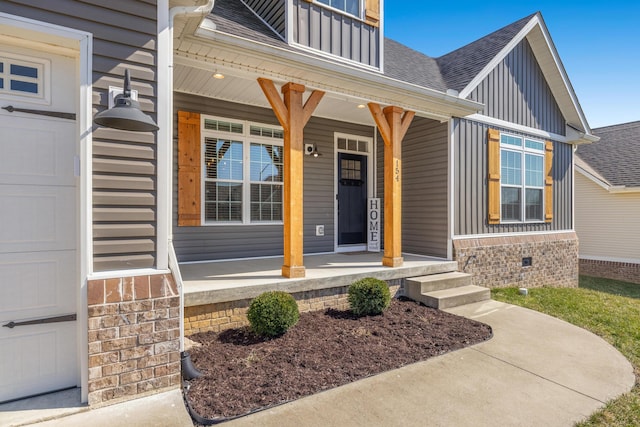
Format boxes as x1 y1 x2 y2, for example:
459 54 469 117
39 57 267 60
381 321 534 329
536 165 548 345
368 103 415 267
258 78 324 278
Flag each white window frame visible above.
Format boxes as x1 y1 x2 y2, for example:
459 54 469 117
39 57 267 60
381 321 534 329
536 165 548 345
499 133 545 224
0 51 50 104
201 115 284 226
313 0 363 20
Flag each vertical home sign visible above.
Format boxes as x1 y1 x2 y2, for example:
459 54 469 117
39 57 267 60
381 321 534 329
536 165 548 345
368 198 380 252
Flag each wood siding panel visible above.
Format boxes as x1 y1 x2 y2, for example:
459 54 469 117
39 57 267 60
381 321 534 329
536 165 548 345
453 118 573 236
0 0 159 271
575 173 640 262
401 118 449 258
291 0 379 68
172 93 372 262
469 39 565 135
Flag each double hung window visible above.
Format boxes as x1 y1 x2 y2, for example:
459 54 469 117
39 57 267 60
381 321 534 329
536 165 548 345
499 134 545 222
202 118 284 224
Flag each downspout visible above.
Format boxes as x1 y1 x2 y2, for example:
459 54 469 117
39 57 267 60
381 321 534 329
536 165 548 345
165 0 215 362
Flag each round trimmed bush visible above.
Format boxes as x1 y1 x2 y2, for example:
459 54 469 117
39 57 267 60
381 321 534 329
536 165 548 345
247 291 300 337
348 277 391 316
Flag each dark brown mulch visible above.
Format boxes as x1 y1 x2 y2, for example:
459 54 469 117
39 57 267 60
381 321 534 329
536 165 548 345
186 298 492 421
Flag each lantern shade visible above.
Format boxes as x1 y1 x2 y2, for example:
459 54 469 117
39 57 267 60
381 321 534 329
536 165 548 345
93 69 159 132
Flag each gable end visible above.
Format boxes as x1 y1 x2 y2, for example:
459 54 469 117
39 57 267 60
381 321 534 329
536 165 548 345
468 38 565 136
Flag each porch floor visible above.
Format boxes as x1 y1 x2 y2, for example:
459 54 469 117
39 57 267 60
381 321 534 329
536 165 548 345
180 252 458 307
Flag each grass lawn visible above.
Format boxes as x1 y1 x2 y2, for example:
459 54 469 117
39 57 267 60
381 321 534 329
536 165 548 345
492 276 640 427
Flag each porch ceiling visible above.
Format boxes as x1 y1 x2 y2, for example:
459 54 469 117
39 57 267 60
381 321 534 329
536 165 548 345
173 24 483 123
174 62 376 125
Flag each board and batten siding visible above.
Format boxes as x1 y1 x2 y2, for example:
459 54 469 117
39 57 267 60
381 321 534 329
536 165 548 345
173 92 373 262
453 118 573 236
401 118 449 258
575 173 640 263
0 0 159 271
468 39 565 136
291 0 379 68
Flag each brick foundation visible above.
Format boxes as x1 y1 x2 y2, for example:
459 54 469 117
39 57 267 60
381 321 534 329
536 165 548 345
453 232 579 288
87 273 181 406
184 279 403 336
579 259 640 285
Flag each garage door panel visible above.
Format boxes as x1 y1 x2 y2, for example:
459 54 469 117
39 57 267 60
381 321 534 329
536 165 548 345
0 116 75 187
0 323 77 402
0 185 76 253
0 36 79 403
0 250 76 319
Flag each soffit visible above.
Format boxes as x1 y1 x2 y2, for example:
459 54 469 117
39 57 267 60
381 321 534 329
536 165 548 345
174 31 481 124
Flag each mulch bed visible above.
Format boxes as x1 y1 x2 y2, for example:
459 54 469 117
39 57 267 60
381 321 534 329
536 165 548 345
185 297 492 422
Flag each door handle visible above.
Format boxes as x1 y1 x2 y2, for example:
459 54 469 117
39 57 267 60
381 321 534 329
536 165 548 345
2 314 77 329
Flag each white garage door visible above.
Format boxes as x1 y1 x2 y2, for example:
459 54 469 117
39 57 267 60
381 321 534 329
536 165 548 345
0 44 79 403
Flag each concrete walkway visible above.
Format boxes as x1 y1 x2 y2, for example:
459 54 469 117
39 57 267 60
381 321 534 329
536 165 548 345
6 300 634 426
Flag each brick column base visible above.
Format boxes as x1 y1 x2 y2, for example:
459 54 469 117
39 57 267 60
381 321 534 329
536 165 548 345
87 273 181 406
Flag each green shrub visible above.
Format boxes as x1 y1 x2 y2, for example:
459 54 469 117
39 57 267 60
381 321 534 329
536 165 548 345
348 277 391 316
247 291 300 337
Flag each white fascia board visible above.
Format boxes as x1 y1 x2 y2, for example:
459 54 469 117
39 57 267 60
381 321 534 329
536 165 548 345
575 163 612 192
575 163 639 193
190 24 482 118
566 126 600 145
458 17 538 99
458 14 595 140
464 113 570 142
531 18 592 135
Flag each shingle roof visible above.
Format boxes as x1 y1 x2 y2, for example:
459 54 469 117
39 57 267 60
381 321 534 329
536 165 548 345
209 0 536 95
436 13 536 93
576 121 640 188
383 38 447 92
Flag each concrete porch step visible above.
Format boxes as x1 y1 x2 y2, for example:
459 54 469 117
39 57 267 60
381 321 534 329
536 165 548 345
420 285 491 309
406 271 471 294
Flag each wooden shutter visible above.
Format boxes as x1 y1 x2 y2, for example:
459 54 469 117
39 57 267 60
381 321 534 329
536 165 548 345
545 140 554 223
365 0 380 27
487 129 501 225
178 111 201 226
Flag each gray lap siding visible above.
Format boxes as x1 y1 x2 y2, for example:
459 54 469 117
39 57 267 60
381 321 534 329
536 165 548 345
172 92 373 262
0 0 159 271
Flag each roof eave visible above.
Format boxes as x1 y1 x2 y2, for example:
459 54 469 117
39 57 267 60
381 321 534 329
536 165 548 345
576 159 639 193
568 131 600 145
192 20 482 120
458 14 593 136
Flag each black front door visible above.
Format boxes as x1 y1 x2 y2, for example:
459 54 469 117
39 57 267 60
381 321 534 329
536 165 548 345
338 153 367 245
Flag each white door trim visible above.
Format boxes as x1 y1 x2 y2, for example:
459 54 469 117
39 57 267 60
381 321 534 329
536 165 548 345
333 132 375 252
0 12 92 404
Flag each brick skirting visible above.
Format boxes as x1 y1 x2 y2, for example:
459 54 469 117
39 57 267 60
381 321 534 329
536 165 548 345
184 279 403 336
579 259 640 285
86 273 181 406
453 232 579 288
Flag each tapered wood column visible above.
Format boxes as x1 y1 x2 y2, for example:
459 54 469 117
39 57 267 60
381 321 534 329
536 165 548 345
258 78 324 278
368 103 415 267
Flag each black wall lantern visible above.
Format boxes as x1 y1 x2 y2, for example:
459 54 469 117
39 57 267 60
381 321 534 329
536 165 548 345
93 69 159 132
